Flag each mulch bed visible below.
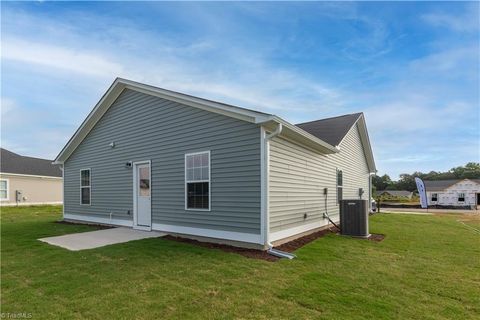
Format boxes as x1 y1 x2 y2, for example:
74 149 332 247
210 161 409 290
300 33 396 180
56 219 385 261
54 220 113 230
164 226 341 262
164 235 280 262
367 233 385 242
275 227 339 253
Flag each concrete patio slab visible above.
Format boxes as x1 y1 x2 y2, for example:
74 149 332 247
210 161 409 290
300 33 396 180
39 227 165 251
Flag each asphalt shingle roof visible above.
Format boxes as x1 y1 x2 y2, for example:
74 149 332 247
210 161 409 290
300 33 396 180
0 148 62 177
377 190 413 197
296 113 363 146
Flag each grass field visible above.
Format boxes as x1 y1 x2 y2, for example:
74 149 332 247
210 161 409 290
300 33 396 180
1 206 479 319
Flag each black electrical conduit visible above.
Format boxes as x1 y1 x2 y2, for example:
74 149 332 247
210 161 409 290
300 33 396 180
324 190 340 231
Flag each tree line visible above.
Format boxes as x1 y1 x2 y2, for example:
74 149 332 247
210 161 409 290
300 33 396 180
372 162 480 192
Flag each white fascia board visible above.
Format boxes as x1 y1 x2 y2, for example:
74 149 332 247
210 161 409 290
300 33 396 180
122 80 270 124
54 79 125 164
0 172 62 180
260 116 339 154
336 114 376 173
54 77 343 164
356 116 377 173
54 78 271 164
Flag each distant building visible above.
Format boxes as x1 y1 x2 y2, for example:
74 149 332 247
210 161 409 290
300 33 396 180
376 190 413 199
424 179 480 207
0 148 63 206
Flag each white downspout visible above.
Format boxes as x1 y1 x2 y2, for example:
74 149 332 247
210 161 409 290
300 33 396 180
266 123 283 141
264 124 296 259
265 123 282 246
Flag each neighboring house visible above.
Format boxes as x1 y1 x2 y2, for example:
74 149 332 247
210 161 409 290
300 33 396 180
376 190 413 199
425 179 480 207
0 148 62 206
54 78 376 249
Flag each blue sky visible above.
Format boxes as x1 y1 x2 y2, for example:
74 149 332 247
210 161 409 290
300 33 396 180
1 1 479 179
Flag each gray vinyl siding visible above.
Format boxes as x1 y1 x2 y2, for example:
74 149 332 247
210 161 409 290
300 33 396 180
64 89 261 234
269 123 370 234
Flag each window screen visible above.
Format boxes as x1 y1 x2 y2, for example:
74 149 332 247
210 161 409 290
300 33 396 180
185 152 210 210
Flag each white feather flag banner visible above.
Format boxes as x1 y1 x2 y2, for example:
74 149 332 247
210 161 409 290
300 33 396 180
415 177 428 209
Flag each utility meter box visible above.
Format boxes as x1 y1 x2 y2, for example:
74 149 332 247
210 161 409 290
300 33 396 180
15 190 23 202
339 199 369 237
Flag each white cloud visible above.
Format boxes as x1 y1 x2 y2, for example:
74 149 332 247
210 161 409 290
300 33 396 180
409 46 479 75
422 4 480 33
1 97 17 117
1 3 478 176
1 32 345 116
2 38 125 77
0 97 71 158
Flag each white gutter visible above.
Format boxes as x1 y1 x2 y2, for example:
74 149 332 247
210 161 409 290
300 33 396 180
263 123 296 259
270 116 339 153
266 122 283 140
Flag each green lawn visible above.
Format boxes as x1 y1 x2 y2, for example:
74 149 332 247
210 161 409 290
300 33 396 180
1 206 479 319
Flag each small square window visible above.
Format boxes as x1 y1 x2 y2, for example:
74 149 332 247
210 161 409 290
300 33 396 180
431 193 438 202
458 193 465 202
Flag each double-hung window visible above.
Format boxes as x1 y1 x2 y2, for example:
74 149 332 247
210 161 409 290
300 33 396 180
0 179 8 201
80 169 91 205
431 193 438 202
337 169 343 204
458 193 465 202
185 151 210 210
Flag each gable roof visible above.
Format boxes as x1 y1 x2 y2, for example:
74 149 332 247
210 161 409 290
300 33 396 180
296 113 362 146
54 78 339 164
0 148 62 177
296 112 376 172
54 78 376 173
376 190 412 197
424 179 480 191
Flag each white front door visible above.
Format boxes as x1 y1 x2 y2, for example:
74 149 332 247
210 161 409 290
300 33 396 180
134 162 151 230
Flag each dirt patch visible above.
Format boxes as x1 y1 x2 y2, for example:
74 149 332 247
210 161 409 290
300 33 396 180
367 233 385 242
54 220 113 230
163 235 280 262
276 227 339 253
164 227 340 262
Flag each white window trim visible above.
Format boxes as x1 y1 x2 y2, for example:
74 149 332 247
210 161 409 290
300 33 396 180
0 178 9 201
336 168 343 206
80 168 91 206
458 193 465 202
185 150 211 211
